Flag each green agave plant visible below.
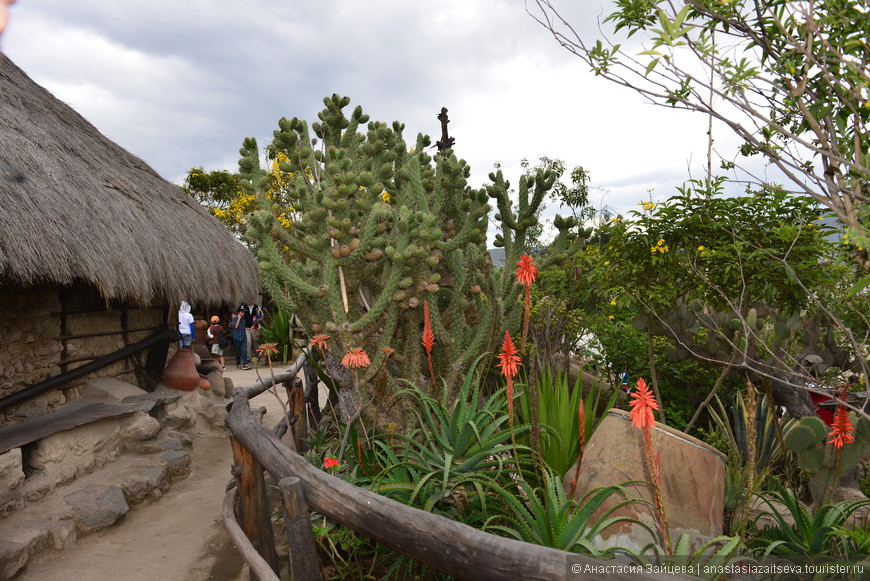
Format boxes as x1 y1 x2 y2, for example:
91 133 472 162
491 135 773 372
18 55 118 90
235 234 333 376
709 393 796 473
485 468 650 556
748 479 870 557
372 356 534 515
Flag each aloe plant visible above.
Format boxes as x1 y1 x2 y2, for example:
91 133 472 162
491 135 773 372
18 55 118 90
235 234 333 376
515 365 618 478
372 356 534 515
748 479 870 557
485 468 650 555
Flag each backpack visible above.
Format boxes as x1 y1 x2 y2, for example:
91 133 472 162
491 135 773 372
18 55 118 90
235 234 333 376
218 334 228 349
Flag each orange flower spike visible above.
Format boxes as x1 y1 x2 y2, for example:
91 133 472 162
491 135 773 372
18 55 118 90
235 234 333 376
342 347 370 369
628 377 659 430
422 300 435 353
422 300 436 387
496 331 521 379
828 406 854 449
497 331 521 424
515 254 539 287
309 334 330 350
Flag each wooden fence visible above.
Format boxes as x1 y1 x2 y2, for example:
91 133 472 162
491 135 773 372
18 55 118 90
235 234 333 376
223 355 695 581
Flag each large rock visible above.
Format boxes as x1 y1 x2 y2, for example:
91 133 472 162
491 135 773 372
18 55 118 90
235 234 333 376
63 484 129 535
0 540 27 579
564 408 726 552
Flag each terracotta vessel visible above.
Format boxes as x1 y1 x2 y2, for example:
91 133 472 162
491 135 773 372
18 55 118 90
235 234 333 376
198 375 211 391
563 408 726 551
161 348 200 391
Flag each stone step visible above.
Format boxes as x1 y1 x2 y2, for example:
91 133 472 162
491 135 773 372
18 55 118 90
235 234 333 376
0 435 195 579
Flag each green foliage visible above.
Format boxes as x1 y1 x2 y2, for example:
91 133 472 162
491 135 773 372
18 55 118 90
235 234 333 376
532 0 870 270
485 469 649 555
257 309 294 363
372 358 533 516
516 366 618 478
630 534 747 580
748 480 870 557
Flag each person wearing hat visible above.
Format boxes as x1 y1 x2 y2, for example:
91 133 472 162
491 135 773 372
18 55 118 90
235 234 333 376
206 315 226 370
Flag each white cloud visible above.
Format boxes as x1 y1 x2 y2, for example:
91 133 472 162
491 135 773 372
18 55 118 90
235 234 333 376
2 0 737 226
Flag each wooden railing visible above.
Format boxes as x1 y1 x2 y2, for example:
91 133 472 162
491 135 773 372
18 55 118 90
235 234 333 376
223 355 695 581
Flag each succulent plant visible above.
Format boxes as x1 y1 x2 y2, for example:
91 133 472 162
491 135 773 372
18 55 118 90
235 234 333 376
239 95 581 417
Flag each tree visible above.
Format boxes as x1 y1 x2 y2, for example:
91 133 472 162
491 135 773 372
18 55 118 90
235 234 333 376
589 180 868 421
529 0 870 269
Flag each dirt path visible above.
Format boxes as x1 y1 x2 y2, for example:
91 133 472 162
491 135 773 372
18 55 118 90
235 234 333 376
16 367 287 581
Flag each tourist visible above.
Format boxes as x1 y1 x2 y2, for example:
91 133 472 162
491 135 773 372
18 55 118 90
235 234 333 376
231 308 251 369
238 299 263 362
177 301 194 350
206 315 226 370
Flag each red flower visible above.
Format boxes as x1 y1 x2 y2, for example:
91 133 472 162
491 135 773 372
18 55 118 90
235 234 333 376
628 377 659 430
497 330 521 425
309 334 330 350
323 457 340 469
496 331 521 379
421 300 435 353
342 347 370 369
828 406 854 449
422 300 436 387
382 347 395 357
515 254 539 287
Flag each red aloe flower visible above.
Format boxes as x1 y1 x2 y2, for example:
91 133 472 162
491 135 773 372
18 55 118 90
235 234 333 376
516 254 538 349
515 254 539 287
342 347 370 369
829 404 854 449
629 377 659 430
422 300 436 387
628 377 670 552
309 334 330 350
497 331 521 424
323 457 340 469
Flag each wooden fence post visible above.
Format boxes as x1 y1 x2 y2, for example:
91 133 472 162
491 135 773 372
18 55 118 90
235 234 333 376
230 436 280 579
278 477 323 581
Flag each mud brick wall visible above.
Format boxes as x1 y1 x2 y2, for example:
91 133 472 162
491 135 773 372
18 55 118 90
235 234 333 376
0 283 166 427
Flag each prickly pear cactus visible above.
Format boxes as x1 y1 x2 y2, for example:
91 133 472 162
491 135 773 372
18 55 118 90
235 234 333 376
783 413 870 505
240 95 580 406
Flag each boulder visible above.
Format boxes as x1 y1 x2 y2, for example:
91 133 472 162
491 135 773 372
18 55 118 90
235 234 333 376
63 484 129 535
564 408 726 552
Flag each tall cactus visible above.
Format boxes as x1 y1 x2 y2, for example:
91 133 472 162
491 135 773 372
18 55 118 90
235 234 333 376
240 95 580 416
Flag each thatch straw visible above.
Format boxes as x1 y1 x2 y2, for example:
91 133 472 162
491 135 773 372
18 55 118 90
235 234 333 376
0 56 260 307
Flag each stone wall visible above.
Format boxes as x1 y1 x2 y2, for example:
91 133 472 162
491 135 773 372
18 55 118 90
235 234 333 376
0 283 167 427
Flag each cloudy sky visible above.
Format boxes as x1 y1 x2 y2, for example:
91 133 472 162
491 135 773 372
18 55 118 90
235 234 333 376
3 0 730 238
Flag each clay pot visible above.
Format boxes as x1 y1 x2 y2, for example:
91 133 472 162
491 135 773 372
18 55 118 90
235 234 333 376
563 408 726 551
198 375 211 391
161 348 200 391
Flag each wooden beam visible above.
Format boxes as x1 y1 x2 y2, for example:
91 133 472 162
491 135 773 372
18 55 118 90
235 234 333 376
230 436 280 578
278 477 323 581
223 488 281 581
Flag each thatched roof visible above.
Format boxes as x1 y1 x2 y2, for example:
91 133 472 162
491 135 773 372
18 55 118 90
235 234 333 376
0 56 260 307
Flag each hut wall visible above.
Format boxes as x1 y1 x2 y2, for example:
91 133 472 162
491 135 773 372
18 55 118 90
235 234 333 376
0 282 166 427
